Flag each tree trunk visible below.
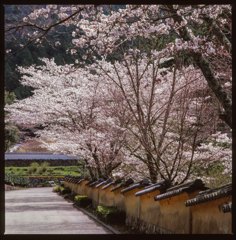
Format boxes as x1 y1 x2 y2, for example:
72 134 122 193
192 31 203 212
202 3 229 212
192 52 232 127
146 153 157 183
166 5 232 128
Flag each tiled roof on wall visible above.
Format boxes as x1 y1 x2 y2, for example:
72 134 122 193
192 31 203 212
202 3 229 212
102 178 123 190
77 178 85 184
86 179 96 185
222 202 232 213
95 178 112 188
121 179 150 194
111 178 134 192
102 181 115 190
76 176 83 183
65 176 82 183
121 183 141 194
89 178 105 187
185 183 232 207
154 179 206 201
135 180 170 196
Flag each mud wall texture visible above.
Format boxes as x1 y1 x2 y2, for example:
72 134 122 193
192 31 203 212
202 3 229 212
64 180 232 234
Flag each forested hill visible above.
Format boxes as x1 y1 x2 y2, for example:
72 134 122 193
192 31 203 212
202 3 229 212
5 5 76 99
5 6 38 99
5 5 126 100
5 6 65 99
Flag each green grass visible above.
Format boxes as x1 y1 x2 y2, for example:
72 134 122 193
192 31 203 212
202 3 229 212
5 165 81 177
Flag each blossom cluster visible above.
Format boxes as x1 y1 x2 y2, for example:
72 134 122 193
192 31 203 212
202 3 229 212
6 4 232 183
7 54 231 183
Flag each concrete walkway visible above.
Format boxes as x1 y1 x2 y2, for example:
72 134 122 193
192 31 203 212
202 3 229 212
5 187 111 234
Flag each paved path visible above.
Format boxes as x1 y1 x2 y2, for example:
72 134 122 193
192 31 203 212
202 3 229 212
5 187 111 234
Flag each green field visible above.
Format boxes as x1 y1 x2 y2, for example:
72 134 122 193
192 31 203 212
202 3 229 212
5 165 82 177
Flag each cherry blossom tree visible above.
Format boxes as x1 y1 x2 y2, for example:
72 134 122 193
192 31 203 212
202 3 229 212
12 4 230 127
6 58 128 179
7 54 231 184
87 50 228 183
6 5 231 184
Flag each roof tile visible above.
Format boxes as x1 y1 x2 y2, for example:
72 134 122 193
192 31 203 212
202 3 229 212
155 179 206 201
89 178 105 187
111 178 134 192
121 179 150 194
185 183 232 207
135 180 170 196
102 181 115 190
95 179 112 188
221 202 232 213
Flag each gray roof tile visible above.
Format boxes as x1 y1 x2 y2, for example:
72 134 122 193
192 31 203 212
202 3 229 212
135 180 170 196
121 179 150 194
89 178 105 187
111 178 134 192
221 202 232 213
185 183 232 207
95 179 112 188
102 181 115 190
155 179 206 201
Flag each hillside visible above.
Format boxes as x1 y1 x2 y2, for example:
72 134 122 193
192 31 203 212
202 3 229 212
5 5 76 99
4 5 126 100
